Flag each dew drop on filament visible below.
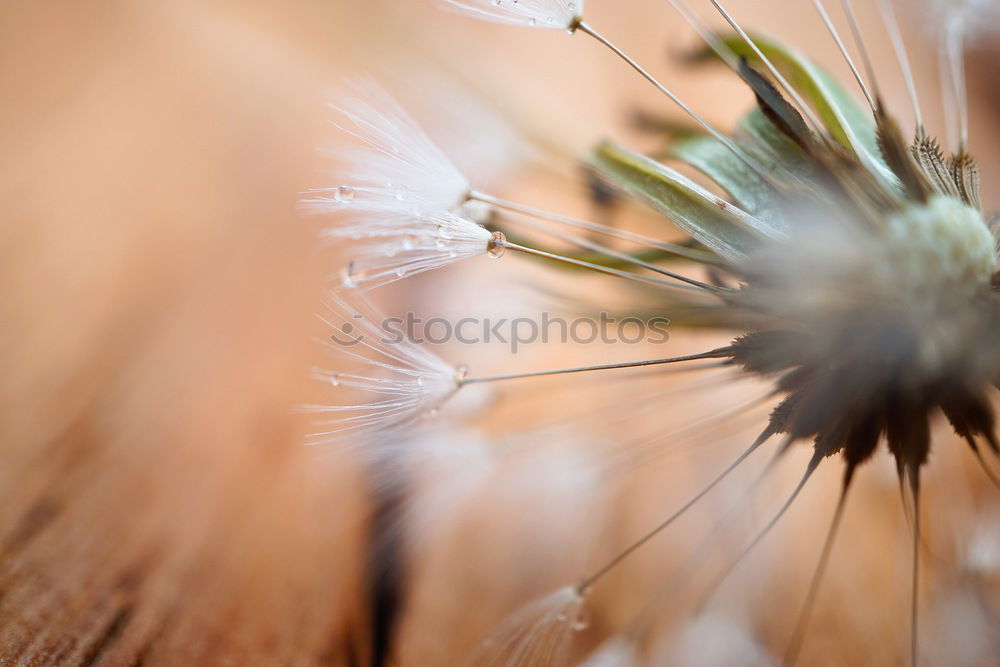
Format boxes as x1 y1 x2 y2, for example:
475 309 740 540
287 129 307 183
488 231 507 259
334 185 354 203
341 261 358 288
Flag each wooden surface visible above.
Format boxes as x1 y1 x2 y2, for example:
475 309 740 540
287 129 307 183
0 2 375 663
3 2 1000 665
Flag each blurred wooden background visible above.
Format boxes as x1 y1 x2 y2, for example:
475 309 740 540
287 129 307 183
2 1 999 665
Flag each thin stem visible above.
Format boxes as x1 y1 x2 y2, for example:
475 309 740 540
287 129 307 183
697 451 822 610
470 191 719 264
938 38 960 155
876 0 924 130
576 429 773 593
480 196 724 292
462 350 729 385
574 20 767 180
622 434 791 641
664 0 739 70
521 224 722 291
909 469 921 667
709 1 826 134
501 240 711 291
944 18 969 152
625 389 774 469
810 0 876 112
784 467 855 665
840 0 883 102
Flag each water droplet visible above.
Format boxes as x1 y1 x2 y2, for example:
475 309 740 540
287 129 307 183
334 185 355 203
455 364 470 383
416 376 425 387
487 230 507 259
341 261 358 287
330 373 341 387
395 267 406 277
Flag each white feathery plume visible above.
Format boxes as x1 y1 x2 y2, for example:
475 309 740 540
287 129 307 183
442 0 583 30
654 612 779 667
964 514 1000 576
306 78 470 216
307 292 465 441
919 0 999 149
364 428 497 576
401 70 538 186
469 586 586 666
925 0 999 34
580 636 640 667
327 210 497 289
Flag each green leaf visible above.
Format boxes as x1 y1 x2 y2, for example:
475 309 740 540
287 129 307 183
718 34 897 187
592 141 779 259
735 107 811 175
667 133 782 224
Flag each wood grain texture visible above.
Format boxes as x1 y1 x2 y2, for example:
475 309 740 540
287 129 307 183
3 1 1000 665
0 2 376 663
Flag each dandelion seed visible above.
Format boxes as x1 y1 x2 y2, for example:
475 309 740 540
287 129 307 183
442 0 583 31
307 293 466 440
305 78 470 216
468 586 586 666
325 210 494 289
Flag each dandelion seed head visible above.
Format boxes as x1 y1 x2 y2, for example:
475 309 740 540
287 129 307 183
882 196 995 295
745 196 995 319
442 0 583 31
734 191 1000 403
316 0 1000 661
